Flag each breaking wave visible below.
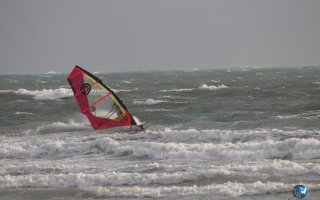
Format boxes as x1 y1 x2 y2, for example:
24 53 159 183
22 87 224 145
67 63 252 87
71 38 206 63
160 88 194 92
14 111 34 115
0 87 137 100
1 126 320 198
15 88 73 100
145 109 173 112
133 99 188 105
84 182 299 197
113 88 138 93
13 120 92 136
46 71 61 74
2 129 320 161
275 110 320 119
199 84 229 90
0 90 15 93
159 84 229 93
12 88 73 100
133 99 169 105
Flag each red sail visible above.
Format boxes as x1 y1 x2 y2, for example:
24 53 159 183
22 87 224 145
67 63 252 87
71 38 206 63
67 66 136 130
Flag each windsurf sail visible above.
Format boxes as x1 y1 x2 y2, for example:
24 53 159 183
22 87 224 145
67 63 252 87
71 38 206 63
67 65 137 130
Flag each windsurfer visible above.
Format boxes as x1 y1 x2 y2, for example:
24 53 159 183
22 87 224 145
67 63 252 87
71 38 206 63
67 65 142 130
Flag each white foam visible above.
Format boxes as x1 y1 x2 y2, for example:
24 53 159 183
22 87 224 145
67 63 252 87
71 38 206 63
275 110 320 119
199 84 229 90
38 75 53 78
0 169 231 189
84 182 307 197
1 126 320 195
145 109 173 112
14 111 34 115
107 132 320 161
313 81 320 85
0 90 15 93
113 88 138 93
37 80 47 84
160 88 194 92
35 120 91 134
148 128 319 144
3 163 319 197
13 120 91 136
133 99 169 105
1 153 320 191
59 85 70 88
2 129 320 161
161 95 175 99
7 79 19 83
133 99 188 105
15 88 73 100
229 65 259 72
223 159 320 177
46 71 61 74
15 99 29 102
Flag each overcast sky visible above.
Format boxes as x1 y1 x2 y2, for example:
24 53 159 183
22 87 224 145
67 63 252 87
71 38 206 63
0 0 320 74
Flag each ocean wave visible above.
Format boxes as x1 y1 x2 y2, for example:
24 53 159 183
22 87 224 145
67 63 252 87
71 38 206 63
161 95 176 99
113 88 138 93
46 120 91 133
36 121 91 134
133 99 169 105
0 169 232 189
275 110 320 119
1 89 73 100
160 88 194 92
15 99 29 102
46 71 61 74
84 182 303 197
15 88 73 100
134 128 320 144
2 132 320 161
145 128 267 143
2 158 319 182
134 99 188 105
199 84 229 90
95 137 320 161
14 111 34 115
0 90 15 93
145 109 173 112
159 84 228 93
3 161 319 196
5 175 312 198
12 120 92 136
223 159 320 177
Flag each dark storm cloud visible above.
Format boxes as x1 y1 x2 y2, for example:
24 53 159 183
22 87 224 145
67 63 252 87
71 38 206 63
0 0 320 74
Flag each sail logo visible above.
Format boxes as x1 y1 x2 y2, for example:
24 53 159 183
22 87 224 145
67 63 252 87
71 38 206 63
80 83 91 96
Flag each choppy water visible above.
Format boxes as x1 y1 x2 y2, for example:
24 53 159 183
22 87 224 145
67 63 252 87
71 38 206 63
0 66 320 199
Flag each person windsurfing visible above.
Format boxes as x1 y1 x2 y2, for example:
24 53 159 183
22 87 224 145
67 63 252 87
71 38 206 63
67 65 149 132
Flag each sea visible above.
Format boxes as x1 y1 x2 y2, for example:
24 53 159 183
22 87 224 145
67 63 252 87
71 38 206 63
0 66 320 200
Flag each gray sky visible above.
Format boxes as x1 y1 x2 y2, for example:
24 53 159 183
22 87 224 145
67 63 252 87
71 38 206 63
0 0 320 74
